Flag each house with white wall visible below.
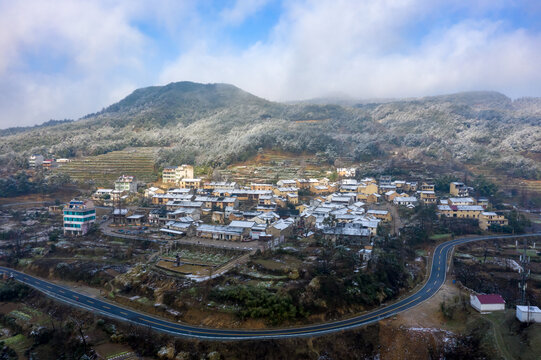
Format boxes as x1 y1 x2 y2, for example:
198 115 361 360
470 294 505 313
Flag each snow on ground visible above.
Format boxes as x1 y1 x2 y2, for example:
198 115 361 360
488 257 523 272
404 326 456 344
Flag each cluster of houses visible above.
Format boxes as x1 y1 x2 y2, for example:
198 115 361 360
82 166 512 244
87 171 415 246
29 154 71 170
91 175 139 206
436 183 508 230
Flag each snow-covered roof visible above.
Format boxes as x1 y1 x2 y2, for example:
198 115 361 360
229 220 256 228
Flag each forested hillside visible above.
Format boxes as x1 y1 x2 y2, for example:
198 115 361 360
0 82 540 179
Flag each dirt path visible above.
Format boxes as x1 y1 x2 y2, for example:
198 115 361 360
390 280 462 329
479 316 513 360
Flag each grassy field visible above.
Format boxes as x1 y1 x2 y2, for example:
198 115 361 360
156 260 210 275
56 147 159 185
165 249 236 266
4 334 33 355
429 233 452 241
252 255 303 272
483 311 541 360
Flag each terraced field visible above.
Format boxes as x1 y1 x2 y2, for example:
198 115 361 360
222 150 332 184
56 148 159 185
470 167 541 194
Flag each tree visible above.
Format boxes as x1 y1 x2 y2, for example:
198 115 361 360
328 171 338 182
507 210 530 234
435 175 459 193
473 176 498 197
70 317 88 356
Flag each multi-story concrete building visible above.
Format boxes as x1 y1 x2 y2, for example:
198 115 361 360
29 154 44 168
162 165 194 184
437 204 484 219
448 197 476 206
250 183 274 191
450 182 469 197
202 182 237 190
115 175 137 193
419 190 437 204
479 212 508 230
63 199 96 236
420 182 435 192
179 178 202 189
337 167 356 178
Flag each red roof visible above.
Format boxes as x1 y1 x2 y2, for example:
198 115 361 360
476 294 505 305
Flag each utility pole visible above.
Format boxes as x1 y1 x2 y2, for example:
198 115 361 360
518 239 530 305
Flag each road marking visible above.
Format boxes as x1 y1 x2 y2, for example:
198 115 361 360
59 290 65 294
87 300 94 304
103 305 111 310
8 233 538 338
46 285 52 289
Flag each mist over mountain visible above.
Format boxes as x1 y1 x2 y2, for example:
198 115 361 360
1 82 540 180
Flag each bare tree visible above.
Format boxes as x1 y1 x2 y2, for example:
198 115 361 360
70 316 88 355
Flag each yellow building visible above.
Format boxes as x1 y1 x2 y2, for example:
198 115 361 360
437 205 484 219
450 182 469 197
479 212 508 230
203 182 237 190
273 187 298 197
384 191 401 202
296 179 311 189
420 191 437 204
358 182 378 195
251 183 273 191
287 193 299 204
421 182 435 192
357 193 380 203
179 178 202 189
367 209 392 222
311 185 332 195
162 165 194 184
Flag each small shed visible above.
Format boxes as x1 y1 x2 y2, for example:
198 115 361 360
470 294 505 313
516 306 541 323
126 214 146 226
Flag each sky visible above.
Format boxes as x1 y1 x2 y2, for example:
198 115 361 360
0 0 540 128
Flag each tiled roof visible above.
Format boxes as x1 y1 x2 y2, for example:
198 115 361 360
476 294 505 304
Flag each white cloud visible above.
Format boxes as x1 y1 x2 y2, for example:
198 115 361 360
220 0 272 25
160 0 541 101
0 0 540 128
0 0 150 127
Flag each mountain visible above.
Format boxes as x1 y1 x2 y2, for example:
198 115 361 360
0 82 540 180
84 82 273 127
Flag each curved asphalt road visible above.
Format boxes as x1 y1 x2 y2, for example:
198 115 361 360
1 233 539 340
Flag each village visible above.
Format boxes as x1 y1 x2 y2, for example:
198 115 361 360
0 152 539 358
18 157 522 285
10 158 533 292
87 164 509 246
